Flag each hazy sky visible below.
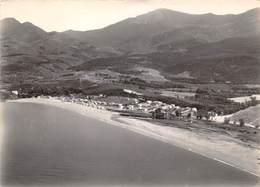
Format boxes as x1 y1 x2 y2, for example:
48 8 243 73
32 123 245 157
1 0 260 32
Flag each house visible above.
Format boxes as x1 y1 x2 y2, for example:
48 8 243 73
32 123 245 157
152 108 164 119
11 90 18 95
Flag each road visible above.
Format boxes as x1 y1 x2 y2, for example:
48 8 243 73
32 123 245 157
1 102 259 186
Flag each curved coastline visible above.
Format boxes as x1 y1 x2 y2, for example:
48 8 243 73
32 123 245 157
5 97 260 178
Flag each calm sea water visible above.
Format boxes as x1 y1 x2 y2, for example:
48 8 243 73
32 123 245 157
1 102 259 186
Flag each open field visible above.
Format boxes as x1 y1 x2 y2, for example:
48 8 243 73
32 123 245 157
160 90 196 98
229 94 260 103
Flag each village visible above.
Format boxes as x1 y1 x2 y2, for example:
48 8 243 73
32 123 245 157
4 84 260 129
28 93 226 125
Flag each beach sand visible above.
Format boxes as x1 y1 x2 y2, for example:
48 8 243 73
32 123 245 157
5 97 260 177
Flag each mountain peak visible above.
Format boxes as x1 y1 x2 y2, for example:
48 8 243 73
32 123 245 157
22 21 47 32
1 17 20 23
1 17 47 42
129 8 192 26
151 8 179 13
0 17 21 35
144 8 191 17
0 17 21 27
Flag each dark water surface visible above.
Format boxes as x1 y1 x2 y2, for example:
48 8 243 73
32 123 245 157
1 102 259 186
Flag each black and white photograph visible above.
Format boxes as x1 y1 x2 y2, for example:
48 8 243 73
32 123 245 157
0 0 260 186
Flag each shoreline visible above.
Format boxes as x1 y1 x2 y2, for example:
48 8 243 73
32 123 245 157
5 97 260 177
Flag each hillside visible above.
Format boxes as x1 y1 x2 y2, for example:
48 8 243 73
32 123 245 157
72 35 260 83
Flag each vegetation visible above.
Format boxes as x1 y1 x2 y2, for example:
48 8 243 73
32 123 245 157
224 117 230 124
194 87 259 115
6 76 260 120
239 119 245 127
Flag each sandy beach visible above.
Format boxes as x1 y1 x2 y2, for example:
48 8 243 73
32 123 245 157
5 97 260 177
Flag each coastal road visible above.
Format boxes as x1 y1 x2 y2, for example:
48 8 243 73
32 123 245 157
1 102 259 186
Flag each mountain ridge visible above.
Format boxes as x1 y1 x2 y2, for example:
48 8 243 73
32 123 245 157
58 7 260 53
1 8 260 84
1 7 259 32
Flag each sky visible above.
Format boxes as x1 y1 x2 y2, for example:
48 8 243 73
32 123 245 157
1 0 260 32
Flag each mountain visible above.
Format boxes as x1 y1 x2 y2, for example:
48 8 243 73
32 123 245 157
0 18 119 83
1 8 260 85
63 8 260 53
1 18 48 42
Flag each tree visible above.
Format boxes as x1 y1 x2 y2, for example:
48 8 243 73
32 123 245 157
224 117 230 124
250 96 257 106
239 118 245 127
